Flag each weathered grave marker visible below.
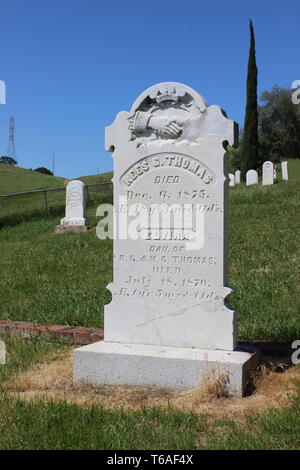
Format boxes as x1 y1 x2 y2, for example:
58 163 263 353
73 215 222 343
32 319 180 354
0 341 6 364
246 169 258 186
55 180 91 233
74 82 259 396
281 161 288 181
235 169 241 184
229 173 235 187
262 161 274 186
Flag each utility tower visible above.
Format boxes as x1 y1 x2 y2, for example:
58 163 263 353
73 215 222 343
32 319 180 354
6 116 17 162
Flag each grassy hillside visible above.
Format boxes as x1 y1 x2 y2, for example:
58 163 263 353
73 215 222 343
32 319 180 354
78 171 113 185
0 164 66 226
0 160 298 341
77 171 113 206
0 164 112 228
0 163 65 194
0 163 112 195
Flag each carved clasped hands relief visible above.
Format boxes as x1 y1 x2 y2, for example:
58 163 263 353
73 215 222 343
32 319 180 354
148 115 186 138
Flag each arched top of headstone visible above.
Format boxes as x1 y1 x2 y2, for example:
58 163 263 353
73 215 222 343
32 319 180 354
130 82 208 114
67 179 85 189
106 81 238 150
263 161 273 168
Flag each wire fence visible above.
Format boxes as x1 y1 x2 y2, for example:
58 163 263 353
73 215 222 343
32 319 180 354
0 181 113 228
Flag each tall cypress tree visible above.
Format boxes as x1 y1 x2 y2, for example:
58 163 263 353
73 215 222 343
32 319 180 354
241 20 258 180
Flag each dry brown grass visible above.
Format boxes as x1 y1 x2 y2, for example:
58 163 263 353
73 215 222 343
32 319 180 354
4 352 299 422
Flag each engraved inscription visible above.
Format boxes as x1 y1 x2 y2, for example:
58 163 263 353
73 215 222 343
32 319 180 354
67 188 81 207
120 153 215 188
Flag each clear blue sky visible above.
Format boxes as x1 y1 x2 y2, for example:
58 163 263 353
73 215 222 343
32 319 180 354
0 0 298 179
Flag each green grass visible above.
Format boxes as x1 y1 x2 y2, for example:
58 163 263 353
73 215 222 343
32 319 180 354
0 335 202 450
1 161 299 450
0 164 65 227
0 400 201 450
229 159 300 340
0 164 114 326
0 335 299 450
0 216 112 326
0 163 65 194
0 163 113 229
78 171 113 185
0 160 298 339
200 396 300 450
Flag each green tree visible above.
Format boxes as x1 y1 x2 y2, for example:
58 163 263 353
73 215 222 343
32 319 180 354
0 156 17 166
227 145 242 173
34 167 53 176
258 86 300 164
241 20 259 180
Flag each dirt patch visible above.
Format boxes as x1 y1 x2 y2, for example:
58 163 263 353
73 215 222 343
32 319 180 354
4 352 299 421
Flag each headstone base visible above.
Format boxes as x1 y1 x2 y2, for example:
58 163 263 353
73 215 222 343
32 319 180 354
73 341 260 397
55 225 92 234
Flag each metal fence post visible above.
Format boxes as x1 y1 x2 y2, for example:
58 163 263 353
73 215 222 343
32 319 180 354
0 181 113 218
44 190 48 214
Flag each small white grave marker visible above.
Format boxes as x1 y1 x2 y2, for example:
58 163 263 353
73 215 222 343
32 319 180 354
235 169 241 184
281 161 288 181
246 169 258 186
56 180 90 233
262 161 274 186
229 173 235 187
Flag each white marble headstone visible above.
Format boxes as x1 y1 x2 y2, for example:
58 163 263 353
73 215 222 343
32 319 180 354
60 180 89 226
246 169 258 186
281 161 288 180
229 173 235 187
262 161 274 186
104 82 238 351
74 82 260 397
235 169 241 184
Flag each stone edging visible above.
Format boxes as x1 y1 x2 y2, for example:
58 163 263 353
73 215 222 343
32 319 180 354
0 321 293 362
0 320 103 345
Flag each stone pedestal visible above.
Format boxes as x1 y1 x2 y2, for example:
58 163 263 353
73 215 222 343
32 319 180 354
73 341 260 397
55 224 92 234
